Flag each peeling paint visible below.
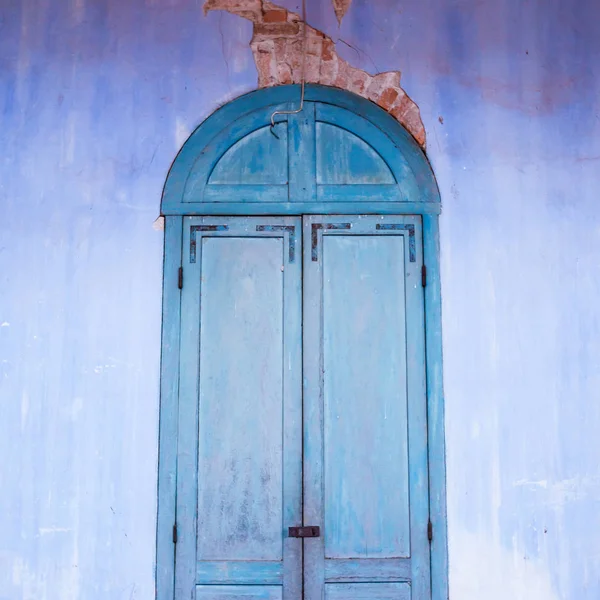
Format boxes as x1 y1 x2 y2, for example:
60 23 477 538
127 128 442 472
332 0 352 25
513 476 600 508
153 216 165 231
203 0 426 146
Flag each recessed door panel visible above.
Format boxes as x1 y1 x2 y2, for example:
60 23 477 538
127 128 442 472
325 582 411 600
322 234 410 559
196 585 283 600
197 236 284 561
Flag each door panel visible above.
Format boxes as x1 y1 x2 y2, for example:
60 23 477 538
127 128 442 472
175 217 302 598
196 585 283 600
322 234 410 559
197 236 284 561
303 215 430 599
324 583 411 600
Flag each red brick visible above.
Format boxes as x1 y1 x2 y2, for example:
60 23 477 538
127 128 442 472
305 54 321 83
377 87 400 111
400 103 426 146
305 28 324 57
322 38 335 61
253 41 275 87
277 62 293 84
319 55 339 86
264 9 287 23
283 39 304 78
389 92 411 120
345 65 369 95
254 22 299 36
333 60 349 89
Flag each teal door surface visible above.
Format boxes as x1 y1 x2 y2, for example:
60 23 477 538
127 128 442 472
302 215 430 600
176 217 303 600
174 214 430 600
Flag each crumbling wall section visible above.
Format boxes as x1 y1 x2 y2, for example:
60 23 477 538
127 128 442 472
204 0 426 146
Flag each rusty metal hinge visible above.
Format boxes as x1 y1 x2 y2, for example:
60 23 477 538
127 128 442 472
421 265 427 287
178 267 183 290
427 519 433 542
173 523 178 544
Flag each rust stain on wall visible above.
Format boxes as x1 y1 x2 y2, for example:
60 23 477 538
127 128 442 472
203 0 426 146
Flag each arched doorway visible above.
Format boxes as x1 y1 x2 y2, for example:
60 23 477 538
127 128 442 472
157 85 447 600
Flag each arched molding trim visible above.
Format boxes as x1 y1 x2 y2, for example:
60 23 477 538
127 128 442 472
161 85 440 216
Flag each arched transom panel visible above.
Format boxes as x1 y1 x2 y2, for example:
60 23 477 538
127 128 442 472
162 85 440 215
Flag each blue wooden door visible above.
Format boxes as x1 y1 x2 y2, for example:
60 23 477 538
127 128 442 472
303 215 430 600
174 214 430 600
161 87 445 600
175 217 302 600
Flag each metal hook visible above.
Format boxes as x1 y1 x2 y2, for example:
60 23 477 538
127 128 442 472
269 0 307 132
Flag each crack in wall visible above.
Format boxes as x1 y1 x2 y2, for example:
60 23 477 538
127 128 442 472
203 0 426 146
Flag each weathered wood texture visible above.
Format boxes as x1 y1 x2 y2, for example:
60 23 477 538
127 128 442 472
303 215 430 598
159 87 445 600
161 87 440 216
175 217 302 597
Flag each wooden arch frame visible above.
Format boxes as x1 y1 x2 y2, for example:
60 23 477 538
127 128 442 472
156 84 448 600
161 85 440 215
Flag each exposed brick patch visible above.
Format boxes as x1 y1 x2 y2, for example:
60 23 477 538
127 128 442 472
263 8 287 22
254 22 300 36
204 0 426 147
377 87 400 111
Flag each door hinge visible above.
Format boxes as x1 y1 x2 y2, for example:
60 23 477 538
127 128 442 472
427 519 433 542
178 267 183 290
172 523 178 544
421 265 427 287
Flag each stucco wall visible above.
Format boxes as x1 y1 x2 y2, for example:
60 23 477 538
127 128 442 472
1 1 599 598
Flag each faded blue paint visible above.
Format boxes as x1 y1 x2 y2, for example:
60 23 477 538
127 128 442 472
312 216 428 591
176 217 303 597
299 215 430 598
1 1 600 600
161 87 440 214
189 224 229 262
255 225 297 262
375 224 417 262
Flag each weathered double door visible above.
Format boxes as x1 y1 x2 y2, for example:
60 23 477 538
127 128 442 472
175 214 430 600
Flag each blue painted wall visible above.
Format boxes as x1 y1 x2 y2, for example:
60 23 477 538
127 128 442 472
1 0 599 598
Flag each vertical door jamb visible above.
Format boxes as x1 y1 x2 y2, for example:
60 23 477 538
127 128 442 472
156 215 184 600
423 214 448 600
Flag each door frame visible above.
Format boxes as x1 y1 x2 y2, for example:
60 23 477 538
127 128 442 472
156 85 448 600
